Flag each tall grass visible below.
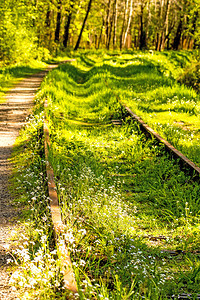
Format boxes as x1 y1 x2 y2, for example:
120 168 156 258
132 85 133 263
35 51 200 298
41 50 200 165
10 50 200 299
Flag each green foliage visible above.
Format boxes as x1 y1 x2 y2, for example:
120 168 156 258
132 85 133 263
179 63 200 92
0 0 35 64
33 47 51 61
1 0 200 65
0 0 53 64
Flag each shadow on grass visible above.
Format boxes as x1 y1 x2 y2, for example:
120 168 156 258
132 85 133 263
0 65 45 78
0 65 47 102
56 61 171 99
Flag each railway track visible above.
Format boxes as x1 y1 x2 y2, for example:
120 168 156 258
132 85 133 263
3 56 199 299
41 61 200 299
44 105 200 298
0 60 77 300
104 77 200 179
121 104 200 178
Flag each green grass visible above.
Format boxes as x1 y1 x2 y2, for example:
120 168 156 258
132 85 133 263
0 55 73 103
40 50 200 166
42 53 200 298
0 60 48 103
10 51 200 299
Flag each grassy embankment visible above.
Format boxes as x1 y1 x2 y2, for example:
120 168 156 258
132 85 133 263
0 60 48 103
0 54 73 103
10 51 200 299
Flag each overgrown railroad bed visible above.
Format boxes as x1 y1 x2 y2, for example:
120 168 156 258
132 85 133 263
11 51 200 299
74 50 200 167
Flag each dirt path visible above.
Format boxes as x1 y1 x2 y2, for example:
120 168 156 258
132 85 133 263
0 65 58 300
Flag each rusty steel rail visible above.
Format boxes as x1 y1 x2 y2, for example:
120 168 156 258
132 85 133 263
121 103 200 177
44 99 78 297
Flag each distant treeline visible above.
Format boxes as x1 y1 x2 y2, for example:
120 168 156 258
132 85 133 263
0 0 199 63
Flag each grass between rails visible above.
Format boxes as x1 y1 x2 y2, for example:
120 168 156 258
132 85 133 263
43 54 200 298
10 51 200 299
40 49 200 166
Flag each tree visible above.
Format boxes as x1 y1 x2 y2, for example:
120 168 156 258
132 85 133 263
120 0 129 50
74 0 93 50
123 0 133 48
139 1 147 50
63 0 75 47
113 0 118 48
55 0 62 42
1 0 199 64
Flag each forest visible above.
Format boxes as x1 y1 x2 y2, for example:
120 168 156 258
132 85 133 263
0 0 200 64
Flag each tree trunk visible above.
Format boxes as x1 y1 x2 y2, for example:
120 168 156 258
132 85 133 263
107 12 114 49
120 0 129 50
172 18 183 50
191 10 198 49
123 0 133 48
74 0 93 50
63 12 72 47
157 0 164 51
63 2 74 48
55 1 62 42
113 0 118 48
105 0 112 48
94 34 98 48
145 0 151 48
154 0 163 50
160 0 171 50
98 17 105 49
129 18 134 48
45 9 51 28
139 4 146 50
155 33 160 51
44 6 53 48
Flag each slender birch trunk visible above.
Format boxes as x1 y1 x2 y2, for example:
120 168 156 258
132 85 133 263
120 0 129 50
113 0 118 48
123 0 133 48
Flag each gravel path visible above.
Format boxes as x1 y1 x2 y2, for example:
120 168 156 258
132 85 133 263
0 65 58 299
